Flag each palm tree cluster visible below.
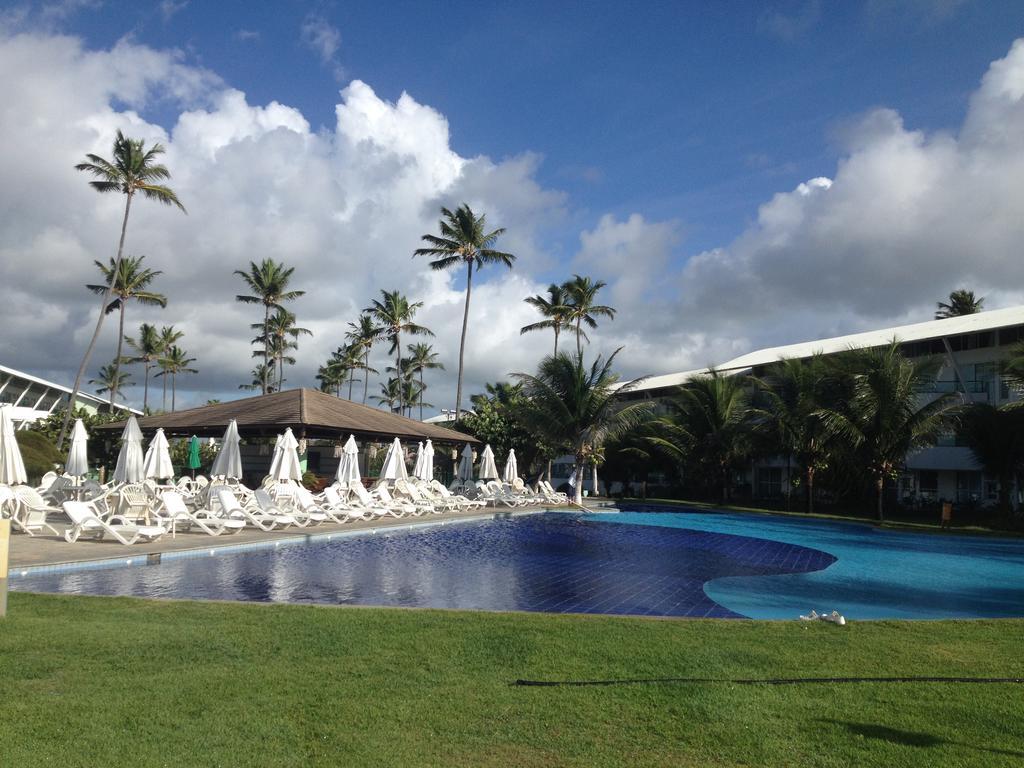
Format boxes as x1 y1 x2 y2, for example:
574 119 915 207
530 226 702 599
613 342 961 520
520 274 616 356
235 259 306 394
935 289 985 319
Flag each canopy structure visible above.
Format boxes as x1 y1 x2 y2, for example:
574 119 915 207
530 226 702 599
97 388 478 445
0 406 28 485
143 428 174 480
66 418 89 478
210 419 242 479
478 444 499 481
113 416 145 484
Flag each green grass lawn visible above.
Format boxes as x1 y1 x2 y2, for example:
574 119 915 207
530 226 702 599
2 595 1023 766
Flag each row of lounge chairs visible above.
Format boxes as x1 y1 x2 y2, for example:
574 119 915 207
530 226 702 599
0 473 569 546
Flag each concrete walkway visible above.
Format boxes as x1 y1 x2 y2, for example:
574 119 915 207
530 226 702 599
8 503 589 570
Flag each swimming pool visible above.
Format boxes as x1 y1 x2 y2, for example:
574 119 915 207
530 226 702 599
13 508 1024 619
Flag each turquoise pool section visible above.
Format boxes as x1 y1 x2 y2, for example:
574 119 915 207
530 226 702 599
595 508 1024 619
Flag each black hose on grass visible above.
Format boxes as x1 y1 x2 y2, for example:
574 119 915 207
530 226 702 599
514 676 1024 687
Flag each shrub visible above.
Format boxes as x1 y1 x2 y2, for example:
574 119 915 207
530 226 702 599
14 430 63 484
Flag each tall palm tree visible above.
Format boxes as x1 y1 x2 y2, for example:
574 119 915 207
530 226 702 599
89 362 133 399
155 345 197 412
234 259 304 394
251 308 311 391
959 403 1024 516
520 283 571 356
405 342 445 420
514 350 652 505
346 315 378 405
751 356 839 513
652 370 754 504
123 322 164 411
562 274 616 356
156 325 184 411
364 290 433 413
60 130 185 449
935 289 985 319
819 342 957 521
415 204 515 419
86 254 167 408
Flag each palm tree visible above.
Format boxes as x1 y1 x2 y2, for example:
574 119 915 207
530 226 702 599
316 349 349 396
1001 342 1024 400
86 254 167 408
819 342 957 521
346 315 378 405
123 322 164 411
60 130 185 449
405 343 445 420
155 345 197 411
935 289 985 319
240 363 276 393
520 283 571 356
89 362 133 399
652 370 754 504
234 259 305 394
514 350 652 505
156 325 184 411
562 274 616 356
751 356 839 513
959 403 1024 516
364 290 434 413
372 377 404 412
415 204 515 419
251 308 311 391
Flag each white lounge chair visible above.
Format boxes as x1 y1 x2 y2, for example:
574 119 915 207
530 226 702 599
62 500 167 545
349 482 410 518
392 479 444 514
405 479 460 511
429 480 486 509
154 491 246 536
538 479 569 504
373 483 423 516
256 488 326 527
217 489 295 531
320 485 371 522
11 486 62 536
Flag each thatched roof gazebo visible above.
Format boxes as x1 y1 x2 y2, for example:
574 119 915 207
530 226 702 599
97 388 478 445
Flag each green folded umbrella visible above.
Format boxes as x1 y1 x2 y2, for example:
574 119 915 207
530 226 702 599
188 435 202 477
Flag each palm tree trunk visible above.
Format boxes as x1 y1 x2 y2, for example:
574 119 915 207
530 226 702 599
592 462 598 497
395 331 402 413
263 304 271 395
574 453 584 505
806 466 815 514
109 303 127 409
419 370 425 421
455 261 473 419
576 317 582 357
162 372 167 411
57 192 133 450
363 351 370 404
348 372 354 400
143 362 150 411
172 372 177 412
554 326 559 356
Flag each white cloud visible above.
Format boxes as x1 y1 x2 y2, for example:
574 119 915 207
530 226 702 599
159 0 188 23
300 13 343 81
2 26 1024 417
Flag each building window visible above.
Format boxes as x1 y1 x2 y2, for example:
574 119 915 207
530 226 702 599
756 467 783 499
918 470 938 501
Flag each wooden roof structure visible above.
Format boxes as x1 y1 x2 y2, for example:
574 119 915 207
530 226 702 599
96 388 478 444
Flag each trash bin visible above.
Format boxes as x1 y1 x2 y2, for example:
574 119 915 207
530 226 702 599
941 501 952 528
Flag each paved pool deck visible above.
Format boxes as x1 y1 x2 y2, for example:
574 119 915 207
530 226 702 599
7 502 606 571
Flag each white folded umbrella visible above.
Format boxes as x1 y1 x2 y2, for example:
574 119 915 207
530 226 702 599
456 444 475 484
379 437 408 482
0 406 28 485
502 448 519 483
335 434 361 485
268 428 303 482
210 419 243 479
65 418 89 478
113 415 145 484
143 427 174 480
422 439 435 481
412 442 425 480
478 444 499 481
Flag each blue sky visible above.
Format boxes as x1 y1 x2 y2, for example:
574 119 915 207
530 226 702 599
63 0 1024 257
2 1 1024 409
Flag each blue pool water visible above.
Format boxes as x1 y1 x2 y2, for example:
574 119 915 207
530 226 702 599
13 509 1024 619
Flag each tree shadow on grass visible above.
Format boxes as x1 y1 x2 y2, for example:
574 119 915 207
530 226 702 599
822 720 1024 759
